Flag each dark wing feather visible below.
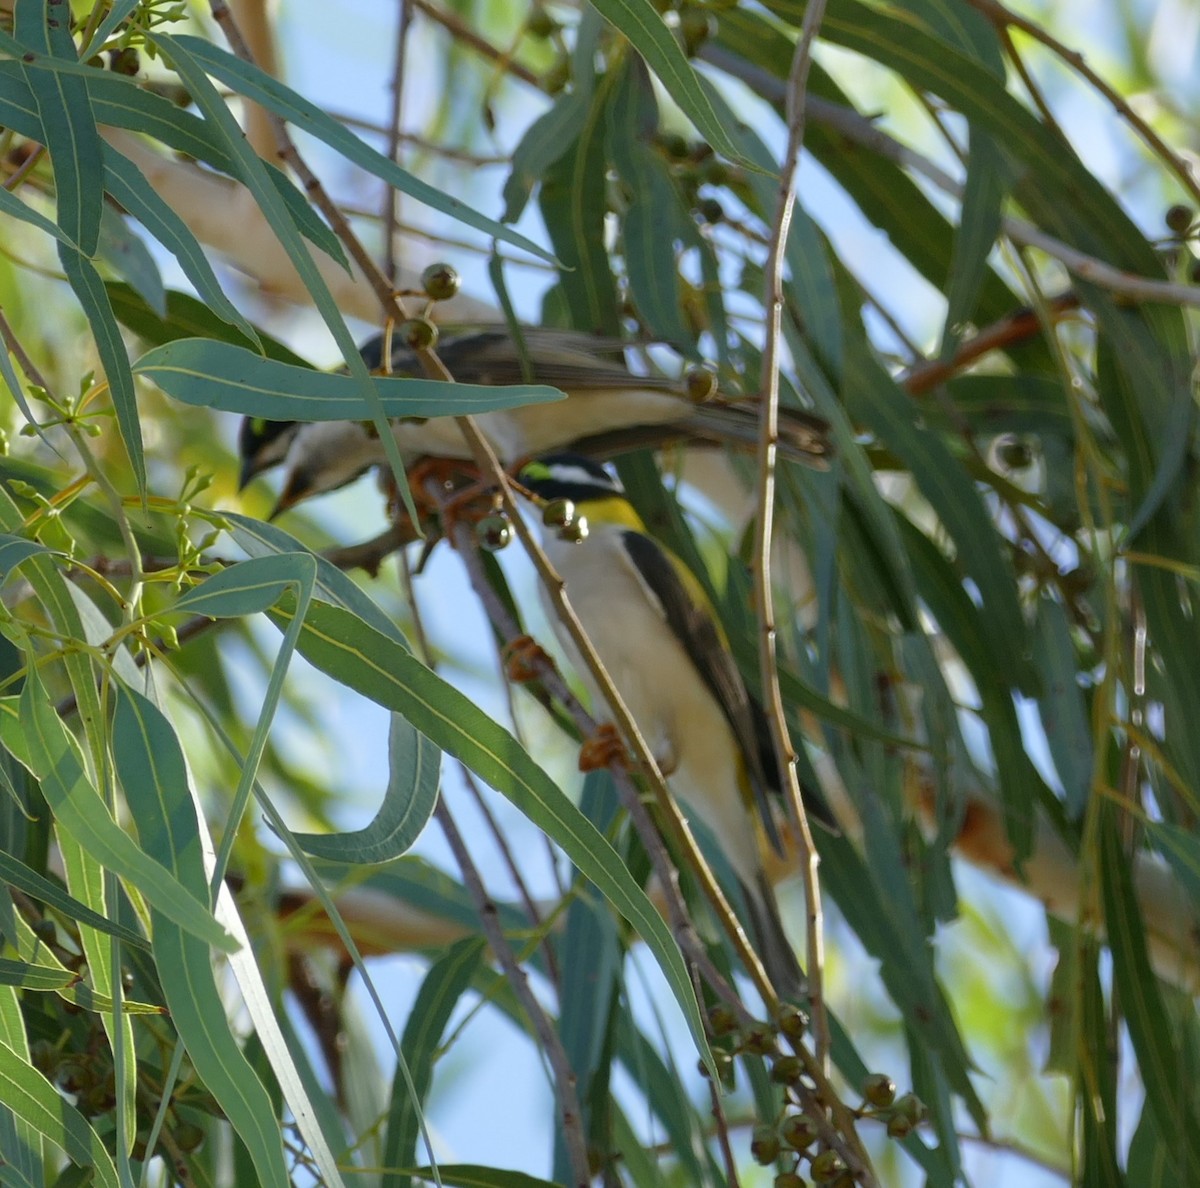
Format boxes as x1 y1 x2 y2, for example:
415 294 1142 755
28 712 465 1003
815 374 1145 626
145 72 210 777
620 530 784 855
381 327 677 392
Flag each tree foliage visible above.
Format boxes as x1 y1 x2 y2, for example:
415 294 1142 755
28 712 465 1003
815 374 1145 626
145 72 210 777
0 0 1197 1184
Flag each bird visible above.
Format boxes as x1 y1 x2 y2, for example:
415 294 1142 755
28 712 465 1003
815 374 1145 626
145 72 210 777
236 327 832 517
516 452 829 1000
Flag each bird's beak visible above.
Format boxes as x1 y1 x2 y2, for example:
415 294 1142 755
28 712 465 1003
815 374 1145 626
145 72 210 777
237 457 261 493
268 473 312 521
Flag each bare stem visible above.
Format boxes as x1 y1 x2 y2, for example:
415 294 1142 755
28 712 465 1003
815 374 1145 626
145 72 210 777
428 480 755 1021
700 44 1200 309
752 0 829 1070
965 0 1200 210
434 795 591 1187
439 413 781 1008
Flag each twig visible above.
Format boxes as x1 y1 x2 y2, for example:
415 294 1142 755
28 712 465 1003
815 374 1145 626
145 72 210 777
751 0 829 1072
320 520 421 575
408 0 543 89
902 293 1081 395
437 414 782 1009
457 760 560 985
433 796 590 1187
964 0 1200 210
382 0 416 287
429 481 753 1020
209 0 412 324
699 44 1200 310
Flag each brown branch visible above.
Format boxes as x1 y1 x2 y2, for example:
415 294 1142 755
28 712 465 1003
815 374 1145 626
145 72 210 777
408 0 543 89
699 45 1200 310
433 796 591 1187
965 0 1200 210
752 0 830 1074
428 480 752 1020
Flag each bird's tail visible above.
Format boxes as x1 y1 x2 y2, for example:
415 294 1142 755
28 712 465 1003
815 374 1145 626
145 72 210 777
740 870 807 1002
685 404 832 469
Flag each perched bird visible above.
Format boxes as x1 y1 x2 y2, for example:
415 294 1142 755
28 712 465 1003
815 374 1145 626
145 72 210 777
517 453 828 1000
237 327 832 516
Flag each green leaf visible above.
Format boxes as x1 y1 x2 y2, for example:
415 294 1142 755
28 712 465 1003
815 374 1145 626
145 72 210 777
0 957 77 990
13 0 104 254
900 516 1047 858
381 938 485 1188
134 337 564 421
409 1167 561 1188
1033 595 1091 818
1100 807 1200 1182
106 284 299 363
78 0 139 58
173 553 316 619
171 34 554 264
0 534 58 580
56 243 145 492
588 0 752 168
112 685 291 1188
0 182 72 245
6 671 237 953
147 30 427 524
941 133 1009 357
223 512 412 645
539 90 622 335
0 1036 118 1188
0 848 147 947
293 713 440 863
554 773 622 1184
606 57 697 351
56 828 138 1149
845 341 1033 694
503 91 591 223
702 81 843 379
103 148 259 344
0 986 42 1188
709 17 1023 330
271 598 708 1057
95 203 165 317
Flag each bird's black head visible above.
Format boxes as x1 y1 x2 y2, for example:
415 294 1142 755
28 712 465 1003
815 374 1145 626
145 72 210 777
517 453 624 505
237 417 299 490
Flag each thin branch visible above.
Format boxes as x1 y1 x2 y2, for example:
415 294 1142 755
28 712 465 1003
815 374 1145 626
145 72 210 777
965 0 1200 210
433 796 591 1187
429 480 753 1020
382 0 416 288
408 0 543 89
902 293 1081 395
209 0 413 323
699 45 1200 310
752 0 829 1073
457 760 560 985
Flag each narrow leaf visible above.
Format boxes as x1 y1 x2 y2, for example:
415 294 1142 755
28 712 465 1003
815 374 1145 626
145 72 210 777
56 244 145 492
10 669 237 952
135 338 564 421
271 598 708 1057
0 1037 119 1188
294 713 440 863
587 0 752 167
171 34 555 264
14 0 104 254
382 938 485 1188
113 685 292 1188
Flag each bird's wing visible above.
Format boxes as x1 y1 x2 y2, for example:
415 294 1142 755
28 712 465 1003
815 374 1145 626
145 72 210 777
380 327 677 392
618 529 784 855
